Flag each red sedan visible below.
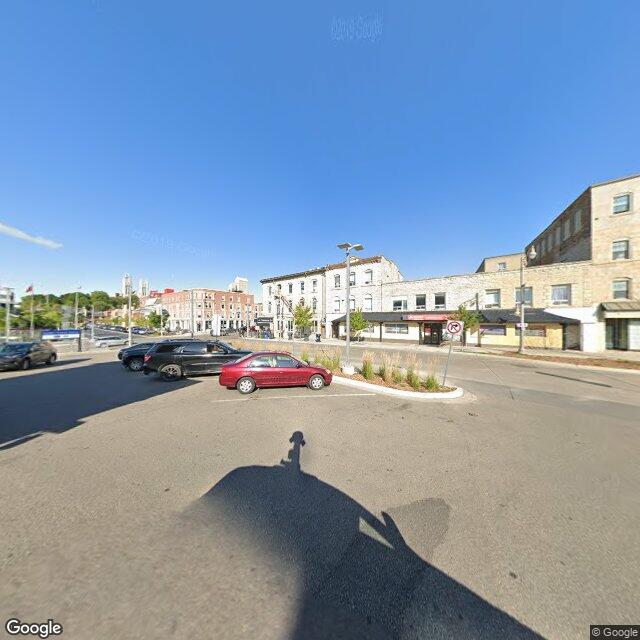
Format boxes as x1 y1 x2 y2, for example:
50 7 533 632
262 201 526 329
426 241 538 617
219 351 332 394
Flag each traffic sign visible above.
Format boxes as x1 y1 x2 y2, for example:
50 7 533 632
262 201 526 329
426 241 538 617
445 320 464 336
516 323 528 329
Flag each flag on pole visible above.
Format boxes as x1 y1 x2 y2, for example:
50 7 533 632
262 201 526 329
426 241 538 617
26 284 33 293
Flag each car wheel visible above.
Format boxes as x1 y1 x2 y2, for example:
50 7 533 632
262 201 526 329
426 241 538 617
236 376 256 394
20 358 31 370
308 374 325 390
127 358 144 372
46 353 57 365
160 364 183 381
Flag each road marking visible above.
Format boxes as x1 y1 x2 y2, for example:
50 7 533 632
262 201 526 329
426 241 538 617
210 392 376 403
535 371 612 388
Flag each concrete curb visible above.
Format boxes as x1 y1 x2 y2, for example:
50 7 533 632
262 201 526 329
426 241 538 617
333 375 464 400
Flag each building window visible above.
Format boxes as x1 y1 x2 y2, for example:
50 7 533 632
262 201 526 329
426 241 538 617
333 298 340 312
612 240 630 260
415 294 426 310
515 286 533 306
497 262 507 271
434 293 446 310
364 269 373 284
555 226 561 246
288 283 293 294
334 275 341 288
548 233 554 249
384 323 409 334
574 209 582 232
613 194 631 214
312 279 317 292
312 298 317 311
300 281 305 293
480 324 506 336
364 294 373 311
562 218 571 240
485 289 501 308
349 271 356 286
349 296 355 311
551 284 571 305
541 237 546 254
515 324 546 337
268 286 272 296
612 279 630 299
392 299 407 311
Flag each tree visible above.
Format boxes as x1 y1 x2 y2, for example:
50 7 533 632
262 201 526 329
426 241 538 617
147 310 168 330
452 304 481 349
293 304 314 337
349 308 369 340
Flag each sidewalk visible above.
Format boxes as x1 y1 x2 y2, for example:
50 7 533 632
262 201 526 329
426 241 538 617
241 336 640 370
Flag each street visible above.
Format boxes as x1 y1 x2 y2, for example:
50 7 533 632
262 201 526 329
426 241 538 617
1 350 639 639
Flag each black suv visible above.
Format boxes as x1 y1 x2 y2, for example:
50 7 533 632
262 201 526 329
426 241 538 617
143 340 252 381
118 339 193 372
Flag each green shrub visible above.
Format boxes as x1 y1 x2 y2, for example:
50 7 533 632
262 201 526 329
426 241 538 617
391 366 405 384
377 364 386 380
361 352 374 380
407 370 421 390
329 348 341 371
422 375 441 391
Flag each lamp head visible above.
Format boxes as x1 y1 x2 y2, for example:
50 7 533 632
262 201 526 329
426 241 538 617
527 246 537 260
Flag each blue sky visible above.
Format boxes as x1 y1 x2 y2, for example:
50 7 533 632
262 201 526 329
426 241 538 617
1 0 639 299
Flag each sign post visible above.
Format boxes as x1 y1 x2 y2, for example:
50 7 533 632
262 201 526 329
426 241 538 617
442 320 464 386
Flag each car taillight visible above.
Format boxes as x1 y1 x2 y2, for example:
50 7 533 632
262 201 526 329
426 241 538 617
144 355 151 362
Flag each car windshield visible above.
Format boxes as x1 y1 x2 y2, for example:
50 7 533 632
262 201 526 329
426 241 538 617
0 343 31 354
217 341 233 351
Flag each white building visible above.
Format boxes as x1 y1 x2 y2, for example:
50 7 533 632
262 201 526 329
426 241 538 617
228 276 249 293
260 256 402 338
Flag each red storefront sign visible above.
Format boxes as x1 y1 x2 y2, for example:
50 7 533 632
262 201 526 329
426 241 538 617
402 313 450 321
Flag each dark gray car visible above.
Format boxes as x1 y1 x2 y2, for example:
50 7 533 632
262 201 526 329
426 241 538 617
0 341 57 371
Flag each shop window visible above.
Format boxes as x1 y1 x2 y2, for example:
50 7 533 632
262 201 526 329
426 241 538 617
480 325 506 336
385 323 409 334
516 324 546 337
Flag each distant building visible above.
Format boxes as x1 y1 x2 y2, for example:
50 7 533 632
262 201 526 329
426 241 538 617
228 276 249 293
138 279 149 297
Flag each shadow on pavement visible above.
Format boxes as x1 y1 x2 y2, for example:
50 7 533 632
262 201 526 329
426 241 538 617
0 361 197 450
192 432 544 639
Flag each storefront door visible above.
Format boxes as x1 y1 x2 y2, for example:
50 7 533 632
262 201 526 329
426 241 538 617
422 323 442 345
606 319 629 350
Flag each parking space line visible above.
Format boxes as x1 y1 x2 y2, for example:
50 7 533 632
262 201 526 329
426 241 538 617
210 392 376 403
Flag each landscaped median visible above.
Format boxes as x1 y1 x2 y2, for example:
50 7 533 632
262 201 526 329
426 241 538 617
229 339 463 400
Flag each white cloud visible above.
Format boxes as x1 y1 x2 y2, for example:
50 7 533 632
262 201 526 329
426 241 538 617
0 222 63 249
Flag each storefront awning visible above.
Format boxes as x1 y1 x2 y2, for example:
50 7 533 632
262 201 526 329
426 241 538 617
601 301 640 319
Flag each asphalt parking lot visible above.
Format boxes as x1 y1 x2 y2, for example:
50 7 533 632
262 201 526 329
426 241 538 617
1 351 639 639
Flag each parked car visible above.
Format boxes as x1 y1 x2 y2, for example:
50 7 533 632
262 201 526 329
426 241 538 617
117 338 193 371
0 341 57 371
94 336 128 348
143 340 252 381
219 351 332 394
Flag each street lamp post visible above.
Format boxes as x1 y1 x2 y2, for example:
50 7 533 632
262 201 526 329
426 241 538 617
518 246 537 354
337 242 364 373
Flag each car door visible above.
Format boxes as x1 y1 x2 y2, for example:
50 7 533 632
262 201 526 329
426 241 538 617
202 342 228 373
245 354 276 386
29 344 43 364
272 354 306 386
177 342 207 374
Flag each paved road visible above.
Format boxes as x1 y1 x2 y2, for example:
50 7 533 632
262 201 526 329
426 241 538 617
0 351 639 639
